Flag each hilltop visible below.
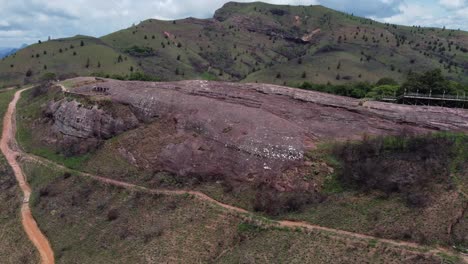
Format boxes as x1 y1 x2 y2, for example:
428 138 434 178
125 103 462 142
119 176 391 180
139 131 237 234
0 1 467 87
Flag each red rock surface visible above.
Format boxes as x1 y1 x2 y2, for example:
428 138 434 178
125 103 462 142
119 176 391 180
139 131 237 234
47 79 468 191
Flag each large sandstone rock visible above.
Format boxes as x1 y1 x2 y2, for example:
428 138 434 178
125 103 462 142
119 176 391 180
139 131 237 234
43 79 468 190
44 98 139 155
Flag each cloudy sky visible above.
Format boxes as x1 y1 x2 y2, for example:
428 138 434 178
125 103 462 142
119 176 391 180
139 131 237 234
0 0 467 47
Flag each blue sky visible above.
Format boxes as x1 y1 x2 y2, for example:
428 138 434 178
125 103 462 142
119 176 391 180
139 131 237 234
0 0 467 47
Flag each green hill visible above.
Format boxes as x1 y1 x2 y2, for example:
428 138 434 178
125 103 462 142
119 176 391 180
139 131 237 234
1 1 467 87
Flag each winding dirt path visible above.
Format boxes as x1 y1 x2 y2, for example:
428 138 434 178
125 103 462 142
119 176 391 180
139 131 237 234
1 88 54 264
24 152 468 263
8 86 468 263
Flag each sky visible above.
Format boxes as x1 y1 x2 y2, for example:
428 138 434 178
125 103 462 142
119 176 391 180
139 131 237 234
0 0 467 47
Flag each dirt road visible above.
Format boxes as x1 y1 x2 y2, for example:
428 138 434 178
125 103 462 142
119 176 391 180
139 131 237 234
1 88 54 264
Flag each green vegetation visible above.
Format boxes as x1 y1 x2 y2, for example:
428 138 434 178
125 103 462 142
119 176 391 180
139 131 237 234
16 85 91 169
21 159 450 263
2 2 467 87
298 70 468 99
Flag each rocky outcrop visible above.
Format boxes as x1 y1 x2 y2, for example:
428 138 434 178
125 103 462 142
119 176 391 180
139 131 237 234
41 78 468 191
43 98 139 155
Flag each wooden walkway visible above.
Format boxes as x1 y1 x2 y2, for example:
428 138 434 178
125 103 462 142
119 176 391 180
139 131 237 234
380 93 468 108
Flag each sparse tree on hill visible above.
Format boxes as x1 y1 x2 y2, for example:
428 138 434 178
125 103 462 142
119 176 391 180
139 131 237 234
276 72 281 79
80 40 84 47
301 71 307 78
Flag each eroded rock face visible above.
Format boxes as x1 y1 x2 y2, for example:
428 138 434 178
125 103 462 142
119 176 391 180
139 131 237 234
43 78 468 191
44 98 139 155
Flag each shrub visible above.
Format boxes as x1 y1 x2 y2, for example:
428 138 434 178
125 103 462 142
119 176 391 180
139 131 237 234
106 209 119 221
41 72 56 82
252 184 321 215
376 77 398 86
333 133 461 207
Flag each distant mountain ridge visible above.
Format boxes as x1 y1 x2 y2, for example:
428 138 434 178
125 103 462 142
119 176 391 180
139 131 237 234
0 1 467 87
0 44 27 59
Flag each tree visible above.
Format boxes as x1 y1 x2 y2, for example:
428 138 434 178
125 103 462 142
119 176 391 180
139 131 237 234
376 77 398 86
400 69 451 95
41 72 56 82
301 71 307 78
80 40 84 47
25 69 32 77
130 66 134 72
97 61 101 68
366 85 399 99
85 58 90 68
176 55 181 61
276 72 281 79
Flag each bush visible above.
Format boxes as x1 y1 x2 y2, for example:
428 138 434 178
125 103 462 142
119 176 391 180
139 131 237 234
333 133 462 206
252 184 321 215
366 85 399 99
107 209 119 221
376 77 398 86
40 72 56 82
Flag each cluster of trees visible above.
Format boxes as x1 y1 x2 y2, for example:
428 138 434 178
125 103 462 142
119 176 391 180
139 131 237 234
91 71 159 82
401 69 467 96
333 133 466 207
298 69 468 99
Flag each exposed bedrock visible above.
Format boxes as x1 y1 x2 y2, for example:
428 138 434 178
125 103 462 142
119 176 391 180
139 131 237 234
42 79 468 190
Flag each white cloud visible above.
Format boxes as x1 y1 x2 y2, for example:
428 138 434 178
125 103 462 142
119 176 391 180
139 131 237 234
439 0 466 9
381 2 468 30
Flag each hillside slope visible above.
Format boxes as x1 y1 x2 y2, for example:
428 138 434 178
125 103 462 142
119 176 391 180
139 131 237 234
1 1 467 87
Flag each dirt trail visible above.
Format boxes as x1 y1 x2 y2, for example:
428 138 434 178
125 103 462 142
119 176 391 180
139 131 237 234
9 86 468 263
25 152 468 263
1 88 54 264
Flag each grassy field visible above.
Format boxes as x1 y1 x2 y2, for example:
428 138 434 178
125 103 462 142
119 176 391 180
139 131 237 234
0 88 39 263
20 159 453 264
